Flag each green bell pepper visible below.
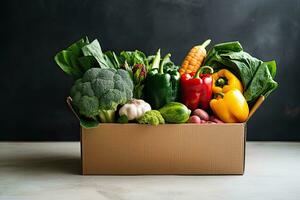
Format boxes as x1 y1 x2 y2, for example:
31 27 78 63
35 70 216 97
144 51 180 109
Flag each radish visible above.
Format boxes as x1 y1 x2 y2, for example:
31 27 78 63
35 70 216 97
188 115 201 124
193 109 209 121
209 115 224 123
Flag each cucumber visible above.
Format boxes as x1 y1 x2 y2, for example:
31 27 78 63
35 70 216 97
159 102 191 123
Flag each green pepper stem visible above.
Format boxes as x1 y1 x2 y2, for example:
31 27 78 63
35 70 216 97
194 66 214 78
215 77 228 88
159 53 171 74
151 49 161 70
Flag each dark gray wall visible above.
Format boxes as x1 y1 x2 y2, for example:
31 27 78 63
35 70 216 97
1 0 299 141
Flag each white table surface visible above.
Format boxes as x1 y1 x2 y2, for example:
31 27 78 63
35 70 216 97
0 142 299 200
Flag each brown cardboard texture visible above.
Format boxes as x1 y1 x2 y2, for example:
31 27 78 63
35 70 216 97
66 97 263 175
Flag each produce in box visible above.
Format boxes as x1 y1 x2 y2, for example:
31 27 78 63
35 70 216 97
179 39 211 75
118 99 151 122
137 110 165 125
203 41 278 102
159 102 191 123
212 69 243 94
210 89 249 123
144 50 181 109
70 68 133 124
181 66 214 110
54 36 278 128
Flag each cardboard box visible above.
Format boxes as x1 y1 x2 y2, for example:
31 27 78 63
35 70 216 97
67 96 264 175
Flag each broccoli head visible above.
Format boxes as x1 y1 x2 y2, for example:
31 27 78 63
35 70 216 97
70 68 133 125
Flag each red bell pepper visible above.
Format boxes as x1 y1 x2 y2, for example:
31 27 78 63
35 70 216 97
181 66 214 111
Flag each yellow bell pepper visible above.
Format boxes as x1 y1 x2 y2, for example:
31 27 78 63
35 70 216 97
212 69 243 93
210 89 249 123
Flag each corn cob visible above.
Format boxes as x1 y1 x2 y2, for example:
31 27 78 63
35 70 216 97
179 39 211 75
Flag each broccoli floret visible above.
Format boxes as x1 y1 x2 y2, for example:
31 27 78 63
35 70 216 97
137 110 165 125
70 68 133 125
77 96 99 118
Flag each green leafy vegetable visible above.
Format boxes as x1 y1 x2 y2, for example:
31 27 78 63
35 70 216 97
54 37 115 79
118 50 150 99
203 41 278 102
70 68 133 128
119 50 149 69
104 51 120 69
117 49 180 99
81 39 111 69
243 61 278 101
54 50 83 79
131 64 147 99
77 56 98 72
